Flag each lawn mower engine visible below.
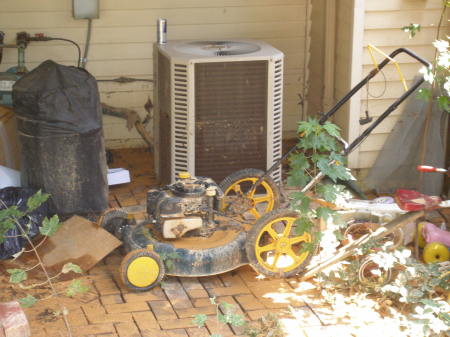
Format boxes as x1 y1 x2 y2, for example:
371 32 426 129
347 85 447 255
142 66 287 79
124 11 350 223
146 173 223 239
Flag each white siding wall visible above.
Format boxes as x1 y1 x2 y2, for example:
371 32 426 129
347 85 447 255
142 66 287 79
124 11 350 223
0 0 309 148
355 0 447 168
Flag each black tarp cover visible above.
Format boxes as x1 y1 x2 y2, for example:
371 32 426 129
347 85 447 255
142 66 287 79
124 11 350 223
12 60 108 214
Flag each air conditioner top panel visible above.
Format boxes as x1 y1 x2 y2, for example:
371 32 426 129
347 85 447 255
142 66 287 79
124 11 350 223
156 39 283 63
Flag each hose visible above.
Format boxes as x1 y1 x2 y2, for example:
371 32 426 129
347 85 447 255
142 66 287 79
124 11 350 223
45 38 81 67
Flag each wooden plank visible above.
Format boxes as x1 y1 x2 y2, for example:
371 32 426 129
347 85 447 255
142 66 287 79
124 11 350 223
0 50 305 76
360 115 399 135
365 0 444 12
0 6 306 29
0 0 304 12
362 45 435 67
357 80 418 100
365 9 444 29
358 133 389 152
0 25 305 46
360 98 407 118
362 64 424 82
364 27 440 46
357 150 379 169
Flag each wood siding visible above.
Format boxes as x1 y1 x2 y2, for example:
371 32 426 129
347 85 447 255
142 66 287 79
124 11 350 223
0 0 308 148
354 0 447 168
332 0 356 141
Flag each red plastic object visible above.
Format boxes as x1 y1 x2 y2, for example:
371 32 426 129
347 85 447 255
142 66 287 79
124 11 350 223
395 189 442 211
417 165 447 173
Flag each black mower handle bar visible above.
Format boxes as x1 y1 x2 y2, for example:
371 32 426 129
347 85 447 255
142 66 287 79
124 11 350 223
253 48 430 189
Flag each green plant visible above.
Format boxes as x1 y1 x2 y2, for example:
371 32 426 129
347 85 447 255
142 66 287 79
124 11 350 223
0 191 89 337
317 243 450 336
192 297 282 337
403 2 449 112
402 23 421 39
159 251 180 272
287 118 352 250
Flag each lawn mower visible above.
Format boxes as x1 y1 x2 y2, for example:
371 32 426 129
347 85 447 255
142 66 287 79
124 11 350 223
102 48 432 291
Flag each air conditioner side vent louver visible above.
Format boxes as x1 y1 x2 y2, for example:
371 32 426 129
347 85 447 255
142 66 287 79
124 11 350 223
172 63 189 176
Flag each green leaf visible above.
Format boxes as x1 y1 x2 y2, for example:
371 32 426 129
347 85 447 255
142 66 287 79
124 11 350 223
333 229 344 241
217 313 227 324
6 269 27 284
26 190 50 212
290 192 310 214
419 299 440 308
401 23 421 38
299 242 314 253
287 169 309 188
61 263 82 274
210 334 222 337
440 312 450 324
228 313 246 327
294 217 313 235
297 119 319 137
39 215 61 237
209 297 217 305
0 206 24 222
18 295 37 308
322 122 341 138
220 301 233 311
192 313 208 328
289 153 309 171
66 280 89 297
316 184 339 203
316 207 335 221
437 95 450 111
416 88 432 101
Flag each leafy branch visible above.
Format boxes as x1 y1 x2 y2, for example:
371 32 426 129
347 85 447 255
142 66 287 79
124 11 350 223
0 191 89 337
287 118 351 247
192 297 282 337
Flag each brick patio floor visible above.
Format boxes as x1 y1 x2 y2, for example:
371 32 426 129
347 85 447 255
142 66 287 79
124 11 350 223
17 249 336 337
0 148 417 336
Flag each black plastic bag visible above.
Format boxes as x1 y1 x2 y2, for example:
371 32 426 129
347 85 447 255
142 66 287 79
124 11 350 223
0 187 49 260
12 60 108 215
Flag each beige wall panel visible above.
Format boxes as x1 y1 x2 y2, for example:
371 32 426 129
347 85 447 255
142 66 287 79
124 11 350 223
0 0 310 148
0 6 306 28
365 9 444 29
365 0 444 12
362 46 435 65
360 99 407 118
332 0 354 140
360 115 398 135
357 151 378 169
1 0 303 12
359 133 389 152
364 27 442 47
362 64 425 83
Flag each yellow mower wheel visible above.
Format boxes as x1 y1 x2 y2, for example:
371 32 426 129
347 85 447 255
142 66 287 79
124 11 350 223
423 242 450 264
220 169 280 220
245 209 316 277
120 249 165 292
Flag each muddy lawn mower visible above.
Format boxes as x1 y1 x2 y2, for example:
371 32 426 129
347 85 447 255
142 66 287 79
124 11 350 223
103 48 430 291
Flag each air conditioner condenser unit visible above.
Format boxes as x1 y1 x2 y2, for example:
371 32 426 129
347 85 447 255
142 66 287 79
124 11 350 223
154 40 283 185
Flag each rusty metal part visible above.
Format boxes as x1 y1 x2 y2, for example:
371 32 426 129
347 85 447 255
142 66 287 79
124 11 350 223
223 195 254 215
102 103 154 148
